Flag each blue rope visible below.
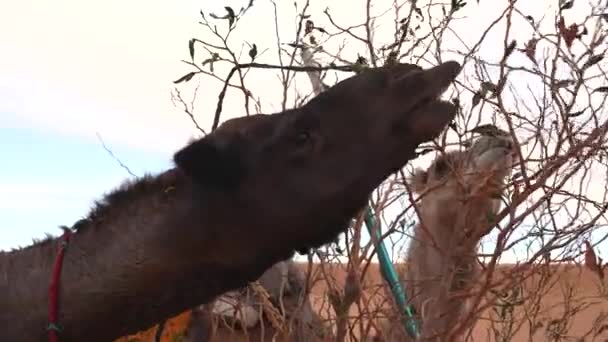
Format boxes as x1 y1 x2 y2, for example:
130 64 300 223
363 205 421 339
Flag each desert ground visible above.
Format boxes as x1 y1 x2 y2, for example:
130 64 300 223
116 262 608 341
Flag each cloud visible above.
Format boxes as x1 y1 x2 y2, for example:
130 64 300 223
0 0 210 153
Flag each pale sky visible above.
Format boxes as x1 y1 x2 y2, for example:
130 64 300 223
1 0 605 265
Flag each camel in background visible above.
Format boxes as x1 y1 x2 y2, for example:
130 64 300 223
0 61 462 341
373 130 516 341
183 259 331 341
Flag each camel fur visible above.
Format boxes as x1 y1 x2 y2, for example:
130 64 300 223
183 259 331 341
374 131 516 341
0 61 461 341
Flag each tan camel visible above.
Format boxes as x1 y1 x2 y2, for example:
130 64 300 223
373 130 516 341
0 61 462 341
183 259 331 341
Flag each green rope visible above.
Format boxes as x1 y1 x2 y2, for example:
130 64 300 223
46 323 62 332
363 204 420 339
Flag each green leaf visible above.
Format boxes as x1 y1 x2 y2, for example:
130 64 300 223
173 72 196 84
480 81 497 94
559 0 574 11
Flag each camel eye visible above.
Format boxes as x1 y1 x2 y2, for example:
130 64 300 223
295 131 311 145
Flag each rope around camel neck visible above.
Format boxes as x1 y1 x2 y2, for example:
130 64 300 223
48 227 72 342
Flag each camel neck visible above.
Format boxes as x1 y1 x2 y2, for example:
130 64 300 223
1 238 58 341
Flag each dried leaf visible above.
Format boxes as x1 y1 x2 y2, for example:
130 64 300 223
592 86 608 93
584 240 603 279
471 91 482 108
356 55 368 66
305 20 314 35
583 54 603 69
248 43 257 61
385 51 398 66
202 53 219 72
568 110 585 117
450 0 467 13
558 16 578 48
225 6 236 28
201 58 213 66
286 42 305 49
209 7 237 28
577 26 588 38
524 15 535 25
553 79 574 88
522 38 538 63
188 39 195 60
173 72 196 84
504 40 517 58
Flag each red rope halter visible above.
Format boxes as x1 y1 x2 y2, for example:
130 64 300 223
48 227 72 342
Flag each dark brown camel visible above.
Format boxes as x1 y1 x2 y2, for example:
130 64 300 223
0 61 461 342
183 259 330 341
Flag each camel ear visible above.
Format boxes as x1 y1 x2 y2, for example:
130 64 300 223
408 168 428 194
173 134 246 189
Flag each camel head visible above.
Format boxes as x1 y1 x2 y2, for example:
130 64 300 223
409 129 516 241
173 62 461 255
